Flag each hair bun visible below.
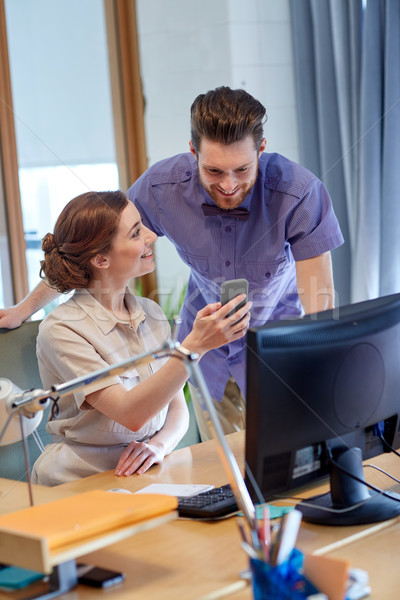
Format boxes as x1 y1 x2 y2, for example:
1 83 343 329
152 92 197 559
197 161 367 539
42 232 57 253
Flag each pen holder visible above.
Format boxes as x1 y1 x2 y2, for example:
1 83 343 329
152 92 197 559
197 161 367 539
250 549 318 600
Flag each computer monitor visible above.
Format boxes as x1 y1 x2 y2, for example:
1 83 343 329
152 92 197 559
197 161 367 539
245 293 400 525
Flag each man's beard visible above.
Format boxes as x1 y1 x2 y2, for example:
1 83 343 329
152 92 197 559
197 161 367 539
199 159 259 210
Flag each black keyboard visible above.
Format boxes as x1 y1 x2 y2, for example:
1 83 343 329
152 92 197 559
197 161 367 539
177 484 238 519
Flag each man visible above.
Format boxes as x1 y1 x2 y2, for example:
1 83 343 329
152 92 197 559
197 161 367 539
130 87 344 440
0 86 344 441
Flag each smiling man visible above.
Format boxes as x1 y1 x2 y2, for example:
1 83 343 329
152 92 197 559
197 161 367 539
189 136 265 210
129 86 344 441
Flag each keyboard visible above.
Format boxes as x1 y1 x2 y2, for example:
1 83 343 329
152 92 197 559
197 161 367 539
177 484 238 519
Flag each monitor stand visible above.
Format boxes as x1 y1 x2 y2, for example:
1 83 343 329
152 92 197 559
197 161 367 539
297 446 400 526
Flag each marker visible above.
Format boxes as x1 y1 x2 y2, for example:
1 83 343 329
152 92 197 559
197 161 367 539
275 509 302 566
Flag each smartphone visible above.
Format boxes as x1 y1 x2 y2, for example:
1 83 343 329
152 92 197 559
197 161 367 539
220 278 249 318
77 564 125 589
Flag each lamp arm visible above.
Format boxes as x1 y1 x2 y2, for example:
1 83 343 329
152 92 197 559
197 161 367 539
6 318 257 535
173 346 257 533
8 316 185 415
7 339 178 415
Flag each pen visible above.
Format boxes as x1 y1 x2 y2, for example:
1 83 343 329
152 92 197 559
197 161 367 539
237 515 261 558
241 541 259 560
236 516 249 545
270 515 284 566
257 505 271 562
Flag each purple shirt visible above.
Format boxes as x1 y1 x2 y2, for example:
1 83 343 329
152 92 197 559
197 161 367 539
128 152 344 401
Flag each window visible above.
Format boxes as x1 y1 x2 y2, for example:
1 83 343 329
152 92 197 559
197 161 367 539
3 0 119 314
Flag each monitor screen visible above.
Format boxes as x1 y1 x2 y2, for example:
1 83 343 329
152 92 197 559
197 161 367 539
245 293 400 525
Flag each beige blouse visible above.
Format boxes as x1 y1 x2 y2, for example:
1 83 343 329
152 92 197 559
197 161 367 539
32 288 172 485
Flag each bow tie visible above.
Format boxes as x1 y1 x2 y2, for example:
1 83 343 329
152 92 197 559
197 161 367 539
201 203 249 221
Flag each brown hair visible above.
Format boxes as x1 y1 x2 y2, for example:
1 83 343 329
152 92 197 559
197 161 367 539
190 86 267 154
40 190 128 293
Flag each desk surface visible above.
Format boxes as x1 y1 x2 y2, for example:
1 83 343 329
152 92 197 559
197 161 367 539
1 432 400 599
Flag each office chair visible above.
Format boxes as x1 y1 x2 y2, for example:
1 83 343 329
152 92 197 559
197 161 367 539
0 320 51 481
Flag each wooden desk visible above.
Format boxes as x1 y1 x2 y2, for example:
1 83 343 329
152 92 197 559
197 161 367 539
0 476 76 512
0 435 249 600
1 433 400 599
56 433 249 600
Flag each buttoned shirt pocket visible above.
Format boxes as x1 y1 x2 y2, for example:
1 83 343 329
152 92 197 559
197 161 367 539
244 258 292 325
119 367 140 388
244 258 289 285
77 366 141 410
177 249 209 276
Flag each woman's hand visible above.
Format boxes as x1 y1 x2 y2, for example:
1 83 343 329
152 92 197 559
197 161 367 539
183 295 252 357
114 440 165 476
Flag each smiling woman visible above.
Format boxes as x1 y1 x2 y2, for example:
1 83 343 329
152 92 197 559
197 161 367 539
31 190 252 486
97 203 157 292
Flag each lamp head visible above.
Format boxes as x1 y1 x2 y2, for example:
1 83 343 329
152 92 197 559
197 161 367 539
0 379 43 446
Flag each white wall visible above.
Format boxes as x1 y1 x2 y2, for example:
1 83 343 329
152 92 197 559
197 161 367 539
228 0 299 162
135 0 299 308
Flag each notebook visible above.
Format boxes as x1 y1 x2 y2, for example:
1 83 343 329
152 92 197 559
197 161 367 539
0 490 177 550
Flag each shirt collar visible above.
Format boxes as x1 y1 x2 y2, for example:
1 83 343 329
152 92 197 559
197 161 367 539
72 288 146 335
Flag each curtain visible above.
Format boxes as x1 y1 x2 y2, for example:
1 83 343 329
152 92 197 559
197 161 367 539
355 0 400 300
290 0 400 304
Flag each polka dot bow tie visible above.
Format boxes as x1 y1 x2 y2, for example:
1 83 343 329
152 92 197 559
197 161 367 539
201 203 249 221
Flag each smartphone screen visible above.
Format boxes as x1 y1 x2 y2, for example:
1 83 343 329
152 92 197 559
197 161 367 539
77 565 125 588
220 278 249 317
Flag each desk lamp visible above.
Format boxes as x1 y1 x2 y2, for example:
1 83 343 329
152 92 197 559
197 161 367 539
0 319 257 599
0 379 43 446
0 379 45 505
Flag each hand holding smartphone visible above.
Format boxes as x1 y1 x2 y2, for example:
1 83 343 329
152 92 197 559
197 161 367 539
220 278 249 318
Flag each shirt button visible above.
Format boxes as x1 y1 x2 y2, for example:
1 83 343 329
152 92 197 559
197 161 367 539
225 260 231 267
225 226 231 232
265 272 271 278
186 171 190 177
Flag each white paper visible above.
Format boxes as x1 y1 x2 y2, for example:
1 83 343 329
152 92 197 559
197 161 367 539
134 483 214 497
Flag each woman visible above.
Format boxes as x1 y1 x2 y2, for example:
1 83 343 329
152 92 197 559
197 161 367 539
32 191 251 485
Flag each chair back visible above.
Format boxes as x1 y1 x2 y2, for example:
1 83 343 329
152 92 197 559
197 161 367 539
0 321 51 481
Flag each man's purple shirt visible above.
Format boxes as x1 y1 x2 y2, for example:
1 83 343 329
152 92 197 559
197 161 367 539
128 152 344 401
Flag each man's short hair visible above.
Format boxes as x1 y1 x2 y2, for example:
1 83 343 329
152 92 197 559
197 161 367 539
190 86 267 153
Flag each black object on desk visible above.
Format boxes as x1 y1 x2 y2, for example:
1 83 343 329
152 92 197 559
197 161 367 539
77 565 125 588
178 484 238 519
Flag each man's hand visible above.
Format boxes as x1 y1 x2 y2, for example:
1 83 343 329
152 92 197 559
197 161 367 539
0 281 60 330
0 307 24 330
